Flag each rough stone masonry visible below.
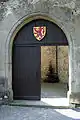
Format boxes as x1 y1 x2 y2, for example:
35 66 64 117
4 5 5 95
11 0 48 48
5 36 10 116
0 0 80 105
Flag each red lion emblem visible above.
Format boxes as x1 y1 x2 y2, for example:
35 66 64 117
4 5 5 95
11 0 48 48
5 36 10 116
33 26 46 41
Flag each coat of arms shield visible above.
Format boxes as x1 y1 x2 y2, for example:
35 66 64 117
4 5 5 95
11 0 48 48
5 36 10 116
33 26 46 41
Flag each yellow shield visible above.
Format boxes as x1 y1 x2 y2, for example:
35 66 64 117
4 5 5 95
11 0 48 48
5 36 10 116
33 26 46 41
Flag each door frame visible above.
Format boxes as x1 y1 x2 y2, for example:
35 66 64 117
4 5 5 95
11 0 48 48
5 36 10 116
5 14 72 101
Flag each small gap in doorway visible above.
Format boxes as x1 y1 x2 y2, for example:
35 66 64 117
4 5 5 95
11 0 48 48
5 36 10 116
41 46 69 106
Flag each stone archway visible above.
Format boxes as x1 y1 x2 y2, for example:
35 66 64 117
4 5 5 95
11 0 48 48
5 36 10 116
5 14 72 102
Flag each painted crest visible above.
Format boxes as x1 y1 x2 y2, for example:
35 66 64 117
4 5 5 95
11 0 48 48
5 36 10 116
33 26 46 41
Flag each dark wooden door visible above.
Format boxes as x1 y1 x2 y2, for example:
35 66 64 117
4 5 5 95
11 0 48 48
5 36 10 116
12 45 41 100
12 19 68 100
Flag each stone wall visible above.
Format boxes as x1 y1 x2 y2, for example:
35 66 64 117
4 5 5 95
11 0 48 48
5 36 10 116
41 46 69 83
0 0 80 104
58 46 69 83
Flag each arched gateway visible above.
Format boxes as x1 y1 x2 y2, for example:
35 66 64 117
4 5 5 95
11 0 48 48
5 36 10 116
12 18 68 100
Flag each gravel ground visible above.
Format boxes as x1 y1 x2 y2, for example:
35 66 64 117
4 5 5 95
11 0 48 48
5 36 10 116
0 105 80 120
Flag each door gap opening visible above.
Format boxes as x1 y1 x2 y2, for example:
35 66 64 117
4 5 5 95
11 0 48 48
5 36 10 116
41 46 69 105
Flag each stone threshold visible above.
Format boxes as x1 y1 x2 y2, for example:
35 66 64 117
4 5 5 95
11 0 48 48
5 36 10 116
8 98 72 109
1 98 80 108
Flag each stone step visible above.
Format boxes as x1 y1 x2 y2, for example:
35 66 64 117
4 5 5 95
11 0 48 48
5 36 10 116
8 98 71 109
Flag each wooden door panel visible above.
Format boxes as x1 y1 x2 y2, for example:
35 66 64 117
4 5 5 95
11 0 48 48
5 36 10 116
12 45 41 100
